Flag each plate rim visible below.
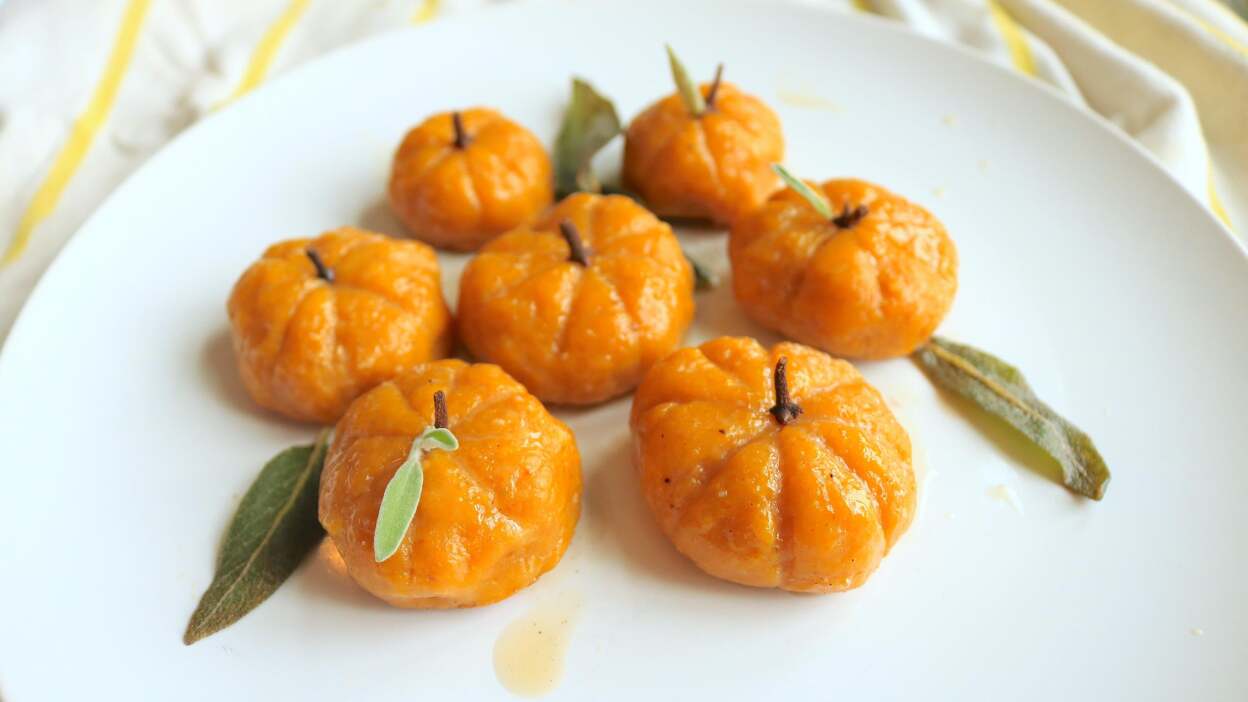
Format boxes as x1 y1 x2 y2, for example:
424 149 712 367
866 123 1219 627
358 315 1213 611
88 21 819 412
1 0 1246 696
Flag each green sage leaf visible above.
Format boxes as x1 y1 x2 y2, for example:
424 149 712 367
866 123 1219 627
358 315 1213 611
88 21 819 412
913 337 1111 500
183 430 331 645
684 251 717 291
420 427 459 452
374 425 460 562
554 78 623 198
772 164 833 219
666 44 706 117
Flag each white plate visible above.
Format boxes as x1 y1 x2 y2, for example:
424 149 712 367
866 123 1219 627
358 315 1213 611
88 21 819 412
3 0 1247 698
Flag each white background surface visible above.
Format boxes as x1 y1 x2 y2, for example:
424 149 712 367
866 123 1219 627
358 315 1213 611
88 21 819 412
1 0 1246 698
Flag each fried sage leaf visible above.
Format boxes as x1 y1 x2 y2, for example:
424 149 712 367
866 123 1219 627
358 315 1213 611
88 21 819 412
373 426 460 562
554 77 623 197
913 337 1110 500
184 430 331 644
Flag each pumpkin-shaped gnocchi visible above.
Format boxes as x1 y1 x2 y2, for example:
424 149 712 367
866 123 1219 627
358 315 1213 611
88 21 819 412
630 337 915 592
457 193 694 405
227 227 452 424
319 359 581 608
623 51 784 225
388 108 553 251
730 177 958 359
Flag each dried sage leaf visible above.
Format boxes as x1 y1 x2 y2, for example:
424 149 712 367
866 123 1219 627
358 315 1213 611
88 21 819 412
554 77 623 198
913 337 1110 500
183 430 330 645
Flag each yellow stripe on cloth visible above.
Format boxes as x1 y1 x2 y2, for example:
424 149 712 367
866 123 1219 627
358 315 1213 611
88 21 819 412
1208 164 1234 230
2 0 153 266
223 0 313 103
988 0 1038 77
411 0 441 24
1207 0 1248 34
1161 0 1248 60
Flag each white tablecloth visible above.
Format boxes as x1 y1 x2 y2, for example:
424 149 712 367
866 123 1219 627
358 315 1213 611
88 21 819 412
1 0 1245 343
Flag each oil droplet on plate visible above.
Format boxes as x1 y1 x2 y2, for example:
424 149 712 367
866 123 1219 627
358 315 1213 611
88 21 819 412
494 593 583 697
776 89 840 111
987 484 1024 515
